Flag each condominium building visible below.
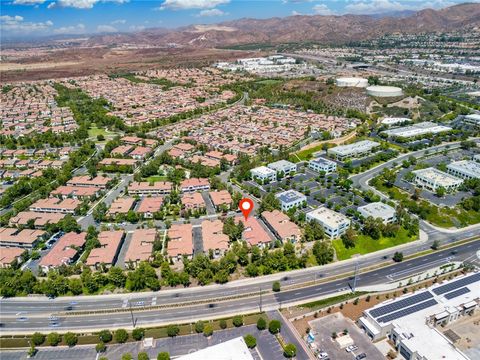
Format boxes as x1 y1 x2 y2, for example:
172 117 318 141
308 157 337 174
201 219 229 258
29 198 80 214
251 166 277 183
358 202 396 224
39 232 86 271
167 224 193 262
328 140 380 160
125 229 156 267
446 160 480 180
0 228 45 249
85 231 124 269
180 178 210 193
261 210 302 244
275 190 307 212
128 181 172 196
306 207 351 239
412 167 463 192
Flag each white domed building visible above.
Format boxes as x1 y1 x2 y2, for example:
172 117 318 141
336 77 368 88
366 85 403 97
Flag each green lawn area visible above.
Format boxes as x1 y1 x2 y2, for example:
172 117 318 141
88 126 109 138
144 175 169 182
332 228 416 260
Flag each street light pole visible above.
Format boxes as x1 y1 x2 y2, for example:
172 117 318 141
129 301 135 328
259 286 262 313
353 260 359 293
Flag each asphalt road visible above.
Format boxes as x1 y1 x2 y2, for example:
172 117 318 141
1 239 478 333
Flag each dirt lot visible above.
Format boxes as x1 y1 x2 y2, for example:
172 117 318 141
444 312 480 360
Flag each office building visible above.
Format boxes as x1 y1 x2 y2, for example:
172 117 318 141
358 202 396 224
412 167 463 192
275 190 307 212
446 160 480 180
308 157 337 174
306 207 351 239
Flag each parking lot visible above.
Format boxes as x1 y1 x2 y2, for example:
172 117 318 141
308 313 384 360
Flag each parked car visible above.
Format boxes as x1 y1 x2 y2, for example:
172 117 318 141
346 345 359 352
356 353 367 360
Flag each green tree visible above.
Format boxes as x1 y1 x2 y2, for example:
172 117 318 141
244 334 257 348
167 325 180 337
138 352 149 360
98 330 112 343
312 241 334 265
122 354 133 360
232 315 243 327
203 323 213 337
219 319 227 329
64 332 78 347
268 319 281 334
431 240 440 250
157 352 170 360
272 281 281 292
47 332 61 346
115 329 129 343
393 252 404 262
95 342 106 353
284 343 297 358
303 221 324 242
195 320 204 333
31 332 45 346
132 328 145 341
256 317 267 331
259 192 281 212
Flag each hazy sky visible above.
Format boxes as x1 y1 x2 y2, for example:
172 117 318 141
0 0 475 38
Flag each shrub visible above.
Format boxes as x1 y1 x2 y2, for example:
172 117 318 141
122 354 133 360
195 320 204 333
138 352 149 360
232 315 243 327
31 332 45 346
203 323 213 337
268 320 281 334
219 319 227 329
47 332 61 346
157 353 170 360
115 329 129 343
167 325 180 337
272 281 281 292
98 330 113 343
244 334 257 348
284 343 297 358
256 317 267 330
132 328 145 341
96 342 106 353
64 332 78 347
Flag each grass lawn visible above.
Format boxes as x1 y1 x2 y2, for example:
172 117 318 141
88 126 109 138
144 175 169 182
332 228 416 260
301 292 367 309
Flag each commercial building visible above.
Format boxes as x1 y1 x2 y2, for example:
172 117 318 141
358 202 396 224
267 160 296 176
329 140 380 160
180 178 210 193
308 157 337 174
359 272 480 360
382 122 452 138
124 229 156 267
251 166 277 183
167 224 193 261
381 117 412 126
0 228 45 249
85 231 124 269
306 207 351 239
128 181 172 196
462 113 480 126
412 167 463 192
261 210 302 244
209 190 232 210
29 198 80 214
336 77 368 88
366 85 403 97
39 232 86 271
201 219 229 258
446 160 480 180
275 190 307 212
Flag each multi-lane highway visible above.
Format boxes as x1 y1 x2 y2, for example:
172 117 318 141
1 239 478 334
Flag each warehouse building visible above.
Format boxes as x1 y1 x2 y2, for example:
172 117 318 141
306 207 351 239
276 190 307 212
412 167 463 192
359 272 480 360
329 140 380 160
308 157 337 174
358 202 396 224
446 160 480 180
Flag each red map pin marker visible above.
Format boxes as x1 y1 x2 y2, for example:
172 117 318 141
239 198 254 221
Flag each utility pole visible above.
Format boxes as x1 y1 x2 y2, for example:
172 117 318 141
259 286 262 313
129 301 135 328
353 260 359 293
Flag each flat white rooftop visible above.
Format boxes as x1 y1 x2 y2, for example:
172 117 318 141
358 202 395 219
413 167 463 187
381 117 411 125
447 160 480 179
177 337 254 360
329 140 380 157
307 207 350 228
251 166 276 176
383 121 452 138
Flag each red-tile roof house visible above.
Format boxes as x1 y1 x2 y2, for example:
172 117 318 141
237 216 273 248
181 192 205 211
128 181 172 196
107 197 135 216
201 219 229 258
86 230 125 269
111 145 134 157
67 175 111 189
0 227 46 249
0 247 25 268
261 210 302 244
8 212 66 228
129 146 152 160
39 232 86 270
137 197 163 218
30 198 80 214
167 223 193 261
180 178 210 193
209 190 232 210
125 229 156 267
51 185 99 200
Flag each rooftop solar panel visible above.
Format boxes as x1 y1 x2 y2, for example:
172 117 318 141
377 299 438 323
370 291 433 318
444 287 470 300
432 273 480 295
